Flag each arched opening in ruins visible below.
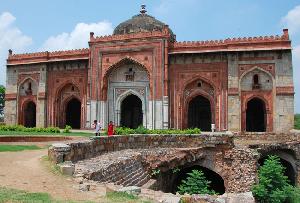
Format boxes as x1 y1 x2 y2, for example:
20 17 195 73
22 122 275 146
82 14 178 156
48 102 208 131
246 98 266 132
156 165 225 195
258 151 296 186
188 95 211 131
24 101 36 127
65 98 81 129
120 94 143 128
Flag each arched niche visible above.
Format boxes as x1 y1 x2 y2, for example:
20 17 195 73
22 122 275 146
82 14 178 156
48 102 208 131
182 78 216 130
19 78 38 96
240 68 273 91
55 83 81 128
106 58 150 128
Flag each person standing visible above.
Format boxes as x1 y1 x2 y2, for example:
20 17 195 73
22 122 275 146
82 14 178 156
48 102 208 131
93 120 101 136
107 121 114 136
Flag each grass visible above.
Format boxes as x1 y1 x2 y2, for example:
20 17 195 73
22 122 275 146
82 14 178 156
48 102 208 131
0 187 54 203
294 114 300 129
0 145 41 152
105 192 152 203
0 187 152 203
0 131 93 137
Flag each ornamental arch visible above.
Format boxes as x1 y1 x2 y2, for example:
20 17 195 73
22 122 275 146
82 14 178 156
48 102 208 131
55 83 82 128
240 67 274 132
182 78 216 130
18 77 38 126
105 57 150 128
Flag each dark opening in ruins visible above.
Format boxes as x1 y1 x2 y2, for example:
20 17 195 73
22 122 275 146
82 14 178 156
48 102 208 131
156 165 225 195
246 98 266 132
65 98 81 129
258 156 296 186
121 94 142 128
188 95 211 131
24 101 36 127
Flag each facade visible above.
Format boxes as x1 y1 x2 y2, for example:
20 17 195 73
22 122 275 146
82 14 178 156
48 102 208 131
4 7 294 132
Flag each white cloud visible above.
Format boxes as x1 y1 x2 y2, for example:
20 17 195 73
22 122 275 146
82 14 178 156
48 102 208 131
40 21 113 51
0 12 32 86
282 5 300 35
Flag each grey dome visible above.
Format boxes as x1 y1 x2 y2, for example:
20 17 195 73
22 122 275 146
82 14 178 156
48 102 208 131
113 13 175 41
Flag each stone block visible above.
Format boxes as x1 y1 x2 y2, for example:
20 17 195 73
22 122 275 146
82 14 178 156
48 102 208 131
59 161 75 176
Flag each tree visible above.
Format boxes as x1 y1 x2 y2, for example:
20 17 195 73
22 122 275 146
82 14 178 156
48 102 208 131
0 85 5 117
177 169 216 195
252 155 293 203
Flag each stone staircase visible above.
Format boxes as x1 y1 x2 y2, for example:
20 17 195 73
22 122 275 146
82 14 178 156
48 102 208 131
74 149 151 187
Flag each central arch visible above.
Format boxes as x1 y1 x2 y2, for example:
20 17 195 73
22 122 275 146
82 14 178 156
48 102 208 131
120 94 143 128
188 95 212 131
246 97 266 132
23 101 36 127
65 98 81 129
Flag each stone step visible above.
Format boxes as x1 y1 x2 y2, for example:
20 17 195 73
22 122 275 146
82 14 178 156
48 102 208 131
123 168 147 186
115 167 144 185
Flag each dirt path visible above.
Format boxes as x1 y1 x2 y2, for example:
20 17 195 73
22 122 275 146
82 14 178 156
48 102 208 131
0 148 105 201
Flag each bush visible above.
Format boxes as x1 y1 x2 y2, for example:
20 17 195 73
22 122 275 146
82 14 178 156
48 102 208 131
0 125 60 133
294 114 300 129
63 125 72 133
252 155 293 203
134 125 149 134
177 169 216 195
113 126 201 135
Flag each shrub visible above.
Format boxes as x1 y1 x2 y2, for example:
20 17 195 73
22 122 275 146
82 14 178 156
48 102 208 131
177 169 216 195
294 114 300 129
134 125 149 134
63 125 72 133
252 155 293 203
0 125 60 133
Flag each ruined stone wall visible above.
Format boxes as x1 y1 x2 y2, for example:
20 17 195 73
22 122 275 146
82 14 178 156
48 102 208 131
48 133 233 164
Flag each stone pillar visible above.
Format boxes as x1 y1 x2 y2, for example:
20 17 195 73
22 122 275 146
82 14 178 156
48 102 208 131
36 65 47 127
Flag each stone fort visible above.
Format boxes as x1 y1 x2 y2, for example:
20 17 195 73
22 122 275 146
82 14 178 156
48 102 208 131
4 6 294 133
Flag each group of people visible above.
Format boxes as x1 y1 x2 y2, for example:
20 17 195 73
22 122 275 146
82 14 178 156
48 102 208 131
93 120 115 136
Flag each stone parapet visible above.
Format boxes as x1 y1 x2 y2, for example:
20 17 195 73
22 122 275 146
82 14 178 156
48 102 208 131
48 133 233 163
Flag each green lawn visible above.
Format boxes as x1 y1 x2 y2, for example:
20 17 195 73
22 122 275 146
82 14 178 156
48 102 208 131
0 131 93 137
295 114 300 129
0 187 152 203
105 192 152 203
0 145 41 152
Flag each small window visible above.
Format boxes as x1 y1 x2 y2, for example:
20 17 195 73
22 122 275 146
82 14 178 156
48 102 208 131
197 82 202 87
252 74 260 89
253 74 259 84
129 68 133 72
28 82 32 91
71 86 75 91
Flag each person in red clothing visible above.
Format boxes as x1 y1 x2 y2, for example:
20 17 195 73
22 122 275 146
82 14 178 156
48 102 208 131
107 121 114 136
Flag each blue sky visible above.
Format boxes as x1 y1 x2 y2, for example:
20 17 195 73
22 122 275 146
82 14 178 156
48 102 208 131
0 0 299 111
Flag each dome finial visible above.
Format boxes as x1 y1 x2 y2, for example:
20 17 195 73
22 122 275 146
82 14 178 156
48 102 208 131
140 5 147 14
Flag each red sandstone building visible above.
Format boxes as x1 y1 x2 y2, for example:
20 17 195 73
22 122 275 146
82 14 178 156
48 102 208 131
4 7 294 132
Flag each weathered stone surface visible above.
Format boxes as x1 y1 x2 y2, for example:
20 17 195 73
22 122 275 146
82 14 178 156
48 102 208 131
58 161 75 176
79 183 90 191
118 186 141 195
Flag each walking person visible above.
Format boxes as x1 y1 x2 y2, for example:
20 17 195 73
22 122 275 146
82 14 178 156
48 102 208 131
107 121 114 136
93 120 101 136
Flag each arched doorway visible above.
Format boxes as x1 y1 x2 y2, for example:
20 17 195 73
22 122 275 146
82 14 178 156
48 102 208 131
188 95 211 131
120 94 142 128
65 98 81 129
24 101 36 127
246 98 266 132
